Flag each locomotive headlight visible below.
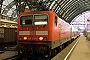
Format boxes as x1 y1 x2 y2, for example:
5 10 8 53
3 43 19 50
24 37 28 40
39 37 48 41
39 37 44 41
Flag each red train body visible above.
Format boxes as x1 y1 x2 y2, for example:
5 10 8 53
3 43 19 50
17 10 79 56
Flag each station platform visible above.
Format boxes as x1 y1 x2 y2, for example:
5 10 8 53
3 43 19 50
69 35 90 60
0 51 17 60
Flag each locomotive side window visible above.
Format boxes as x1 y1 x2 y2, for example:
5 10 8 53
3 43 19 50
54 16 57 26
20 15 33 25
34 14 48 25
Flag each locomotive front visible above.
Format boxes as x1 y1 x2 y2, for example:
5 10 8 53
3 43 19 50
17 12 51 54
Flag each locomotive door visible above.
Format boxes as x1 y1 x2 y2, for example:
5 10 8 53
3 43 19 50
59 23 62 45
59 24 61 40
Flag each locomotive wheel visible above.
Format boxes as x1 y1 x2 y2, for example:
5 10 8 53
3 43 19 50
17 51 21 55
60 45 63 49
57 46 61 53
62 44 65 49
49 49 57 58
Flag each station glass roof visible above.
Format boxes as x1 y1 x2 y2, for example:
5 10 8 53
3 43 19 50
1 0 90 23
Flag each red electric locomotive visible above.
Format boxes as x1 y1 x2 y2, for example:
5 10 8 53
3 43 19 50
17 10 76 56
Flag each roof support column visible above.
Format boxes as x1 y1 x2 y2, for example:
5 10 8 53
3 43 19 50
0 0 3 13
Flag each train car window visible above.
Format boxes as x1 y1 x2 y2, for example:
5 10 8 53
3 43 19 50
54 16 57 26
20 15 33 25
34 14 48 25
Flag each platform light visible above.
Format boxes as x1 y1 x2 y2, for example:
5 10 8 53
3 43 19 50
87 18 90 21
0 19 18 24
0 18 18 28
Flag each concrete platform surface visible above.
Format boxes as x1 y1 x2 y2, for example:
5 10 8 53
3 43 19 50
69 35 90 60
0 51 17 60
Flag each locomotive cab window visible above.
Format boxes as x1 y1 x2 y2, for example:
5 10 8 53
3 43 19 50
34 14 48 25
20 15 33 25
54 16 57 26
20 14 48 26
